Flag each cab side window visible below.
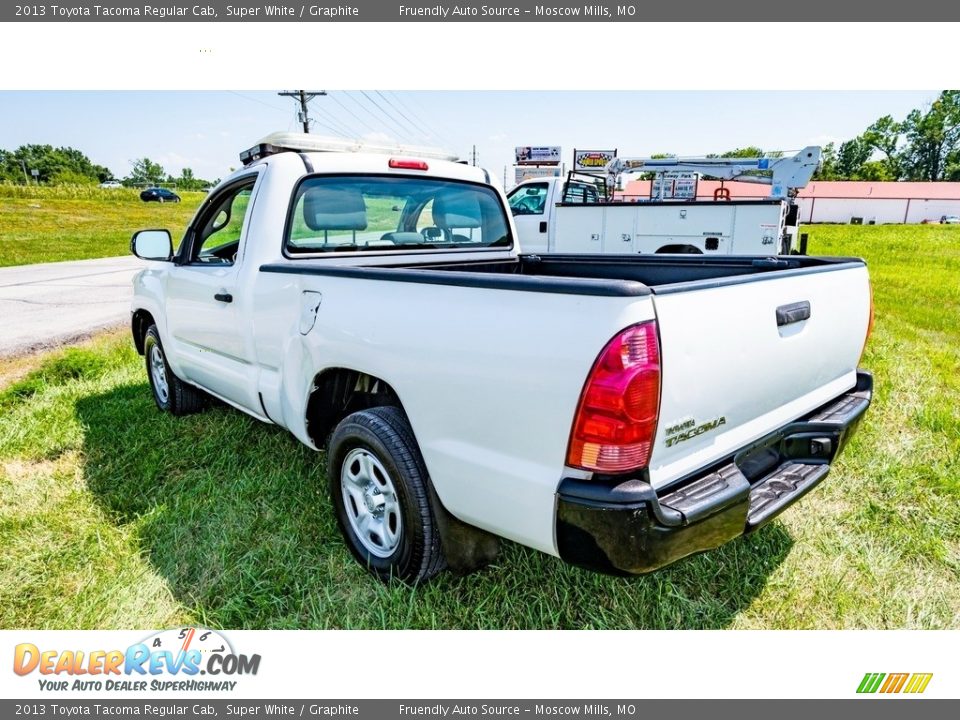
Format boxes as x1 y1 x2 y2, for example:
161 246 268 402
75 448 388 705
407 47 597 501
508 183 548 215
190 179 256 265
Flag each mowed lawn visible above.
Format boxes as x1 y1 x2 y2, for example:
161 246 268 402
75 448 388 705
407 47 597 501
0 224 958 629
0 185 204 267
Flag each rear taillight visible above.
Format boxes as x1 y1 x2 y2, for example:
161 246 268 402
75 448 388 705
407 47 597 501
567 321 661 474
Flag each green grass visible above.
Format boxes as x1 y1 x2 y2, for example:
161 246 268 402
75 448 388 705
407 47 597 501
0 185 203 267
0 224 958 629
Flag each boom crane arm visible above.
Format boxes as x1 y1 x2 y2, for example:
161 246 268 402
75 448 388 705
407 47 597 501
605 146 822 199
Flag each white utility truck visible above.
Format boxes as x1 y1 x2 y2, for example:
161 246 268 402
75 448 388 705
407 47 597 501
508 147 821 256
129 133 872 583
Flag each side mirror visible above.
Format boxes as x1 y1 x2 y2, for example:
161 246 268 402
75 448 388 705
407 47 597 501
423 226 442 239
131 229 173 261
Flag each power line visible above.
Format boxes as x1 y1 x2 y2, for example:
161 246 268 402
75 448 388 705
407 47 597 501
328 92 382 136
343 91 396 136
374 91 427 141
357 90 417 142
307 97 355 137
385 91 455 147
278 90 327 133
227 91 289 113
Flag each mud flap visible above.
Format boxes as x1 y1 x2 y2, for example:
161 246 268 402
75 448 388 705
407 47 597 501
427 485 500 575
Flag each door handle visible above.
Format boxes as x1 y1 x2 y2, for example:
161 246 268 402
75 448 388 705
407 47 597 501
539 221 548 233
214 292 233 303
776 301 810 326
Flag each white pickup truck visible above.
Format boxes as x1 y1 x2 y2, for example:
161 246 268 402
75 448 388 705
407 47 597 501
129 133 874 583
508 175 802 256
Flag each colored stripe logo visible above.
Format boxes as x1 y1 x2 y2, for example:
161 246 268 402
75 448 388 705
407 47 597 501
857 672 933 694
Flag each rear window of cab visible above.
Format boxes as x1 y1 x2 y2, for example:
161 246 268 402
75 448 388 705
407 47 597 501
285 175 513 254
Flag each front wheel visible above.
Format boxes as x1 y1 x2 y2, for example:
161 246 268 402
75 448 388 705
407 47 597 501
328 407 446 583
143 325 207 416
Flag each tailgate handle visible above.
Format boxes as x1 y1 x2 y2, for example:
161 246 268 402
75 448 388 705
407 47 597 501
776 301 810 326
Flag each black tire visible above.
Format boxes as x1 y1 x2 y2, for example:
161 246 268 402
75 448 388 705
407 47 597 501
328 406 446 583
143 325 207 416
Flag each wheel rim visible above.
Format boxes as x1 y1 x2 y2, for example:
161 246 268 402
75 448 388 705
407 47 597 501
149 344 169 404
340 448 402 558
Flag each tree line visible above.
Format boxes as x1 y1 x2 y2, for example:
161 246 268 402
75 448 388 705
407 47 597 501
0 145 216 189
641 91 960 183
814 90 960 181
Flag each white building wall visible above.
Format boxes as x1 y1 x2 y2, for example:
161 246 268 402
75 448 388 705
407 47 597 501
905 199 960 223
800 198 907 224
799 196 960 224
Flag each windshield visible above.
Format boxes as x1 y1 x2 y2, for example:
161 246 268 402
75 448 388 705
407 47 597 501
286 175 512 254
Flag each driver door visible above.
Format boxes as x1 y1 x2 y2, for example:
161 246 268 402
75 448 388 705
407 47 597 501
165 174 260 410
507 182 549 253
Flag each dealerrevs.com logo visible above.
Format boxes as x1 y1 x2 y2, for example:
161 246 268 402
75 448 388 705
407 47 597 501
13 628 261 692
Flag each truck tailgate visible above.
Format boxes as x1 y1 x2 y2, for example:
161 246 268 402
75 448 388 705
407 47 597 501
647 262 871 489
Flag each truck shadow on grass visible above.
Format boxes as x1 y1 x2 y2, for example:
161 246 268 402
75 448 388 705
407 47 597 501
77 383 793 630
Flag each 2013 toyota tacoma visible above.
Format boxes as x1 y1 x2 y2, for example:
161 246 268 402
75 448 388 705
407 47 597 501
129 133 873 583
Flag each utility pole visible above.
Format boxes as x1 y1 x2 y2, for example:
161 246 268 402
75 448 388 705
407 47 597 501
278 90 327 133
470 145 478 167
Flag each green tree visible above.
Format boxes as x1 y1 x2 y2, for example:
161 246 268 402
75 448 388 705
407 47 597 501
175 167 213 191
813 142 839 180
946 148 960 180
127 157 166 185
719 146 766 158
836 137 872 179
900 90 960 181
857 161 896 181
862 115 903 179
0 144 111 184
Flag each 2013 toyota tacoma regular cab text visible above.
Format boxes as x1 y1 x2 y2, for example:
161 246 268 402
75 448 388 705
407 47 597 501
129 133 874 583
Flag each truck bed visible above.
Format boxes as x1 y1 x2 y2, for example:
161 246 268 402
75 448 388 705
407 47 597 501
261 253 864 296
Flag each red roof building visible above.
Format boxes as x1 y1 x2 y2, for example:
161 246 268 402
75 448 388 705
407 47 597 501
615 180 960 223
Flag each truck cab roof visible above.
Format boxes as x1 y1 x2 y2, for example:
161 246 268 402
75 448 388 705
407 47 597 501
235 132 491 187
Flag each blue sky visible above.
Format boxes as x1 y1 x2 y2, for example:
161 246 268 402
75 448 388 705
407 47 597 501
0 91 938 185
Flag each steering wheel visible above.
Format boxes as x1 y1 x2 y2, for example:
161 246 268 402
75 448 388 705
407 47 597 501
518 197 541 214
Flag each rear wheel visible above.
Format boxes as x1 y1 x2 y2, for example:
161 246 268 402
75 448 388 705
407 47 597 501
328 407 446 583
143 325 207 416
656 244 703 254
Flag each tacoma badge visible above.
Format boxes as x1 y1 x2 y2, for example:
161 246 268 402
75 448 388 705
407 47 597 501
665 416 727 447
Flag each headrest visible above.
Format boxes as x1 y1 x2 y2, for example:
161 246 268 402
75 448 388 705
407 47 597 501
302 185 367 231
432 190 482 229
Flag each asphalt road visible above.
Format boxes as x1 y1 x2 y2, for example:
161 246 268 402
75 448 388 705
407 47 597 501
0 256 145 358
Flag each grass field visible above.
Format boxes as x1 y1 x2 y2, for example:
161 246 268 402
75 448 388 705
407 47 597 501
0 185 203 267
0 224 958 629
